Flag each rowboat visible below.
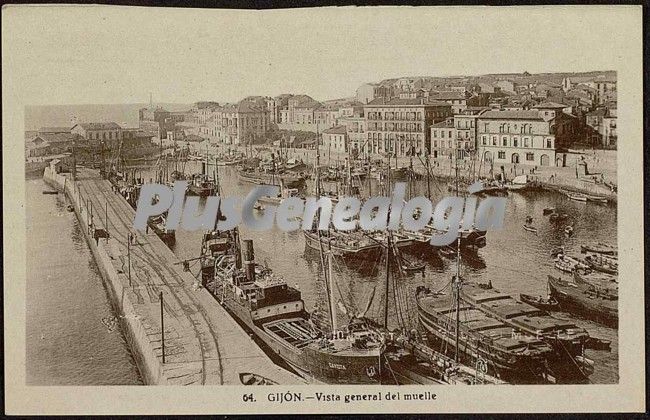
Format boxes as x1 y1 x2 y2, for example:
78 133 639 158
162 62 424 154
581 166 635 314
566 192 588 202
581 242 617 256
523 224 538 234
519 294 559 312
554 254 589 273
239 372 279 385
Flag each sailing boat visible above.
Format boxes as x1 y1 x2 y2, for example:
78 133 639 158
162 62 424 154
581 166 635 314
205 234 385 383
415 153 553 383
303 132 382 258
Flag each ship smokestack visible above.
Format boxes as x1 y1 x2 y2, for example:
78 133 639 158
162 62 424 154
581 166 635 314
234 230 242 269
243 239 255 282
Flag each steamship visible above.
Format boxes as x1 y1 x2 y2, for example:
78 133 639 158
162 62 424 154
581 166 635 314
205 237 385 384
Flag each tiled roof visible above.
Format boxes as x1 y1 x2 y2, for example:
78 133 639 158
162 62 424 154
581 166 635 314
323 125 347 135
430 91 466 100
39 126 70 133
365 97 452 107
40 133 78 143
533 102 566 109
78 122 122 130
479 110 543 120
431 119 455 128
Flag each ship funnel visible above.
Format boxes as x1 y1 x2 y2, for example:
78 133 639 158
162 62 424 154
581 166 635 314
243 239 255 282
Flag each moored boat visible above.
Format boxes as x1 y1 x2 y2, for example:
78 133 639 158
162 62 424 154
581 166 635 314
460 282 592 380
519 294 559 312
580 242 617 256
416 285 553 382
207 239 385 384
547 274 618 328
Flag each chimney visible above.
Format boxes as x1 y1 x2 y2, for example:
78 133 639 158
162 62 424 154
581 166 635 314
243 239 255 283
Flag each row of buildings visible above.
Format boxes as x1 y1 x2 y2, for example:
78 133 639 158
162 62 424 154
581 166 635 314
130 72 615 168
25 122 154 158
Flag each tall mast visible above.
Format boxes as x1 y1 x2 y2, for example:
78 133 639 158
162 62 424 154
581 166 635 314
454 147 462 363
328 250 337 332
383 152 391 329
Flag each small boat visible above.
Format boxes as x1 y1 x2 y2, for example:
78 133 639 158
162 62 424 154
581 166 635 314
523 224 538 234
581 242 617 256
582 254 618 275
585 337 612 351
400 257 426 274
586 196 608 204
549 212 569 223
550 246 565 257
519 294 559 311
542 207 556 216
566 192 588 202
42 190 59 195
554 254 589 273
253 202 264 211
564 226 574 236
239 372 278 385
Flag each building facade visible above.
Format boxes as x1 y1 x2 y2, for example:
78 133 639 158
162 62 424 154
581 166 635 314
430 118 456 159
477 110 558 167
71 122 123 143
364 98 452 156
321 125 348 154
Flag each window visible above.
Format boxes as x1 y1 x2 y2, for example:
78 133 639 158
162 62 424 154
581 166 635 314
448 140 452 149
441 131 445 139
482 135 487 145
546 139 552 148
449 130 452 138
502 136 507 146
526 153 534 161
433 140 437 148
432 130 437 138
492 136 497 145
513 138 518 147
498 151 506 159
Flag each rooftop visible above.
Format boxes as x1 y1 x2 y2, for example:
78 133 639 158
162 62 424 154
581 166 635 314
480 110 543 120
365 97 451 107
323 125 347 135
39 126 70 134
76 122 122 130
533 102 567 109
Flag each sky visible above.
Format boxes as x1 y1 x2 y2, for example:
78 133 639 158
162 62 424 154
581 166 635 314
2 5 641 105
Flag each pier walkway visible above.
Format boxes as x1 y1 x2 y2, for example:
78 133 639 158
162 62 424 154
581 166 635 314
52 167 303 385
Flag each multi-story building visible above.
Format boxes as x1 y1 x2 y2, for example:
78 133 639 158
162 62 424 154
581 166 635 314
315 107 339 129
339 115 366 157
476 110 558 167
321 125 348 154
430 118 455 159
429 91 468 114
586 106 617 148
453 107 489 159
213 100 270 145
364 97 452 156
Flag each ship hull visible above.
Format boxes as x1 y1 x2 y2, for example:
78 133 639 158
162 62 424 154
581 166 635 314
303 230 382 259
212 281 382 384
548 276 618 328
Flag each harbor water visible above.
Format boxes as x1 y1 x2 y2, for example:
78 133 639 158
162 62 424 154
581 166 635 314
162 162 619 384
26 178 142 385
26 160 618 384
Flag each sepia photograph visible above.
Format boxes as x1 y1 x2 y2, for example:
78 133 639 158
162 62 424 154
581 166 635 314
3 4 645 415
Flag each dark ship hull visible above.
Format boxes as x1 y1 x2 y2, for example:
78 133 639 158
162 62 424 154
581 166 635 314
460 282 591 380
548 275 618 328
212 280 383 384
303 230 382 258
237 169 305 189
416 286 552 383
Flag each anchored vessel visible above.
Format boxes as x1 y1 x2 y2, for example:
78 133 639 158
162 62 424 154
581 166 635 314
548 273 618 328
206 238 385 384
460 282 592 380
416 284 553 381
